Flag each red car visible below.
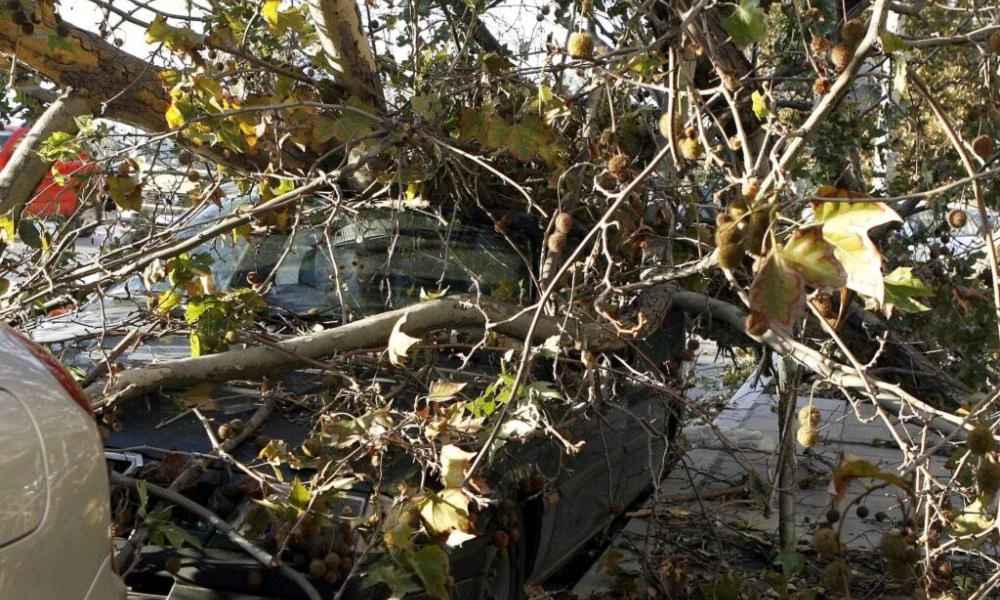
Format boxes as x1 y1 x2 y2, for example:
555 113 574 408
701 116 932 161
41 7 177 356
0 125 93 218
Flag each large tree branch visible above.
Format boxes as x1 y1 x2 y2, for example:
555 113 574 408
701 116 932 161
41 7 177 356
0 90 91 217
306 0 385 112
86 288 674 405
0 19 168 131
671 291 973 439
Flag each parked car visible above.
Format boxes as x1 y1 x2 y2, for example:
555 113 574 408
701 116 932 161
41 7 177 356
0 326 126 599
902 205 1000 270
0 125 93 218
33 200 683 599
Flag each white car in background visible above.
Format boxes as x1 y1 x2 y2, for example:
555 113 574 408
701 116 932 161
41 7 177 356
0 327 125 599
903 205 1000 272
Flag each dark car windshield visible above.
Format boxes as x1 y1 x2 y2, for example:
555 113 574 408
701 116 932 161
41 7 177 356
110 210 531 318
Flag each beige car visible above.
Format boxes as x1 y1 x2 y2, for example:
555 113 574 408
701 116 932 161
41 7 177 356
0 327 125 599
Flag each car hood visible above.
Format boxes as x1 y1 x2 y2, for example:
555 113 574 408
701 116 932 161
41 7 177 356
30 298 194 367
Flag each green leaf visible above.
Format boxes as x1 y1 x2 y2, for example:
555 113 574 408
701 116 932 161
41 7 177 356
409 545 451 600
261 0 280 27
822 230 886 303
893 56 908 96
146 15 202 52
812 200 902 233
289 477 311 509
457 108 489 143
365 564 424 600
723 0 767 49
778 226 847 290
17 220 42 249
504 115 550 162
954 498 994 536
411 95 441 121
484 115 510 150
751 90 769 120
883 267 932 313
748 254 806 329
136 480 150 518
159 522 203 549
880 31 906 54
773 550 805 578
419 287 449 301
312 111 377 146
189 332 203 357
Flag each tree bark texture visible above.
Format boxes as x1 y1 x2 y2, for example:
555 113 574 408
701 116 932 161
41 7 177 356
0 91 91 216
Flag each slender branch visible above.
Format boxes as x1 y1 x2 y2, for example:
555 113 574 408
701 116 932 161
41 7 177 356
110 471 321 600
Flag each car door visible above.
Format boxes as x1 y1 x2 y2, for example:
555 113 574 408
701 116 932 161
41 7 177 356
0 388 47 551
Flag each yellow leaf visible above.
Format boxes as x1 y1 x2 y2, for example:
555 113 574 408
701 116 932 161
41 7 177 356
778 225 846 290
439 444 475 488
157 289 183 314
166 103 185 129
418 488 473 539
261 0 280 27
427 380 466 402
748 253 806 329
178 382 219 410
388 315 421 366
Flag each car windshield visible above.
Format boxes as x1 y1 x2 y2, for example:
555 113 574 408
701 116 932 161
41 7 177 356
109 210 531 318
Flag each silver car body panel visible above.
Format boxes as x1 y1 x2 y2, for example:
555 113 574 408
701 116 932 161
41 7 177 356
0 329 126 600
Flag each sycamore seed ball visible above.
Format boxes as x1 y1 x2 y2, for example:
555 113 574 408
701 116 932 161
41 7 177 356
977 460 1000 495
813 76 831 96
879 531 909 562
547 231 567 254
567 32 594 59
741 178 760 200
972 134 994 159
841 18 865 46
831 42 853 72
658 113 673 139
554 211 573 233
798 406 821 427
679 137 702 160
797 426 818 448
810 35 829 55
988 31 1000 54
822 561 851 593
948 209 968 230
607 153 629 179
813 527 841 558
967 423 995 455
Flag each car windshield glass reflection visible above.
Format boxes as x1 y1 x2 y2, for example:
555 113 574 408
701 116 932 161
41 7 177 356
108 212 531 318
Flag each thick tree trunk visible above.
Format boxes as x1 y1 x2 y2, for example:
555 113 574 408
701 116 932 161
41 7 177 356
0 91 91 217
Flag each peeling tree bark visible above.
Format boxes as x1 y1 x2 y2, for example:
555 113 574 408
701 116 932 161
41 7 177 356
306 0 385 112
0 90 91 217
0 20 168 131
87 289 675 405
